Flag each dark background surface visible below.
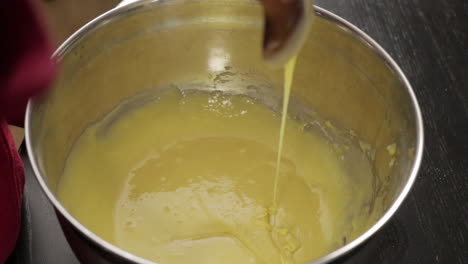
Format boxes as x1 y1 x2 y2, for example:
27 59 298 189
7 0 468 263
316 1 468 263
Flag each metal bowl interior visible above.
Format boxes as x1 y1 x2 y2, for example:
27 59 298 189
26 0 423 263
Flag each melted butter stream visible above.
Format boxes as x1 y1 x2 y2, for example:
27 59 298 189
57 59 364 264
270 56 300 262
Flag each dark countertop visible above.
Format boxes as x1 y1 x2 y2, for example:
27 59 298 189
317 0 468 263
8 0 468 263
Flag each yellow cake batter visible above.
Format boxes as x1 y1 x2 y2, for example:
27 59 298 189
58 85 355 264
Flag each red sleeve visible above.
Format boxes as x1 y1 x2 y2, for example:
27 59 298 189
0 0 56 263
0 0 56 127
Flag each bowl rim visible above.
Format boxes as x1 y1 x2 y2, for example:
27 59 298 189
25 1 424 263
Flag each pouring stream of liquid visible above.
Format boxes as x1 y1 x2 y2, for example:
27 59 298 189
273 56 297 208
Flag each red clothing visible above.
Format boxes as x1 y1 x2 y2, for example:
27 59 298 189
0 0 56 262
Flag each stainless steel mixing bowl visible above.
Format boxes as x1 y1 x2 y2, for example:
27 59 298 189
25 0 424 263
